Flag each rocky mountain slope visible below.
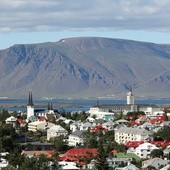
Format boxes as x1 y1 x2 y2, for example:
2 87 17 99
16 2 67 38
0 37 170 99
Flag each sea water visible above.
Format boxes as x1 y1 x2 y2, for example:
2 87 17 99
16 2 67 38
0 98 170 112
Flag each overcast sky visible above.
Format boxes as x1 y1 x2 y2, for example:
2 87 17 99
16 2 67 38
1 0 170 49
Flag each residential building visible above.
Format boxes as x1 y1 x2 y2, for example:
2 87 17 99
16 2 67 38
70 121 80 132
79 122 93 131
115 163 139 170
142 158 170 169
163 145 170 158
68 130 84 146
114 127 153 144
21 150 54 158
134 142 158 159
47 125 68 140
102 120 115 131
0 158 8 169
28 121 55 132
59 148 97 162
5 116 17 124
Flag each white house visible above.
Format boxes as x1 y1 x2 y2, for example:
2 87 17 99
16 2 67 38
68 130 84 147
134 142 158 159
114 127 153 144
47 125 68 140
28 121 55 132
70 121 81 132
5 116 17 124
79 122 93 131
88 107 114 120
58 161 79 169
102 120 115 131
0 158 9 169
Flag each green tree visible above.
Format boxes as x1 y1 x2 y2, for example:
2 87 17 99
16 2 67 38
84 131 98 148
154 126 170 140
53 136 68 152
95 134 109 170
150 149 163 158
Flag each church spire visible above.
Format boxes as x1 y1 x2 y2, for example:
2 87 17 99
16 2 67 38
28 92 34 106
50 102 53 110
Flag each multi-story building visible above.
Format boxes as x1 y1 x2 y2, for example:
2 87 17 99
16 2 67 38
47 125 68 140
28 121 55 132
134 142 158 159
114 127 153 144
68 130 84 146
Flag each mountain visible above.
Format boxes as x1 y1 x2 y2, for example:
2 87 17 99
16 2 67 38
0 37 170 99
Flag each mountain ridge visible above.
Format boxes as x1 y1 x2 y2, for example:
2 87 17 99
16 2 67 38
1 37 170 99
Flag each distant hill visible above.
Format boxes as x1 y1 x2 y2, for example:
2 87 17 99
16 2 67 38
0 37 170 99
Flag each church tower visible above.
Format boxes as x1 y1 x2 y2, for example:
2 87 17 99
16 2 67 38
48 102 54 114
127 88 134 105
27 92 34 119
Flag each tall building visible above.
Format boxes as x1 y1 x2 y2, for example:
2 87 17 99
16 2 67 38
127 89 134 105
27 92 34 119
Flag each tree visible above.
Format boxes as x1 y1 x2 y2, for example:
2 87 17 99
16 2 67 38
53 136 68 152
84 131 98 148
154 126 170 140
150 149 163 158
95 135 109 170
147 165 156 170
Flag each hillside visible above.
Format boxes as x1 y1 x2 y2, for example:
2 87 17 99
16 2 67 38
0 37 170 99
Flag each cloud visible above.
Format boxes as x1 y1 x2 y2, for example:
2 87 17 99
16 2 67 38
1 0 170 32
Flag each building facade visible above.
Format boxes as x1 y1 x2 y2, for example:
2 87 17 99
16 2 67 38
114 127 153 144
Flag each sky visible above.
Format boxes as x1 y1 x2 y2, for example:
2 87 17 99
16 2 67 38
1 0 170 49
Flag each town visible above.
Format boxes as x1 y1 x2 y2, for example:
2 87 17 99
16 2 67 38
1 91 170 170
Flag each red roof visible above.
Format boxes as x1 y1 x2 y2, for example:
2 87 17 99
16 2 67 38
90 125 107 133
124 141 144 148
128 120 140 126
60 148 98 162
38 117 47 121
124 140 170 148
17 118 26 125
112 150 117 154
150 141 170 147
148 116 166 124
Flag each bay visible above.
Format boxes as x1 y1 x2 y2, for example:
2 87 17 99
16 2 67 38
0 98 170 112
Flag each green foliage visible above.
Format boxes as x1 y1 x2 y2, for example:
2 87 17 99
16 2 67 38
83 131 98 148
0 110 11 122
150 149 163 158
154 126 170 140
147 165 156 170
0 124 16 151
126 111 145 120
95 136 109 170
53 136 68 152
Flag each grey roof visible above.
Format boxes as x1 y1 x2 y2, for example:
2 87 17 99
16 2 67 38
116 127 153 135
142 158 169 169
103 120 115 126
160 164 170 170
70 130 84 138
82 122 92 127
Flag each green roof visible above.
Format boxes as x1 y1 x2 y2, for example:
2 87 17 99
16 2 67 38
114 152 141 161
